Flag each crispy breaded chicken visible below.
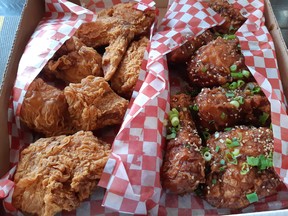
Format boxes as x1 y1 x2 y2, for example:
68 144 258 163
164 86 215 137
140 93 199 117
187 37 248 87
161 94 205 194
75 17 135 81
20 78 72 137
97 2 156 36
194 82 271 132
111 36 149 98
209 0 246 34
12 131 111 216
204 126 280 209
167 30 214 64
64 75 129 131
44 37 103 83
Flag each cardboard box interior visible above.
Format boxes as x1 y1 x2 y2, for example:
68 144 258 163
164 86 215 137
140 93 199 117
0 0 287 214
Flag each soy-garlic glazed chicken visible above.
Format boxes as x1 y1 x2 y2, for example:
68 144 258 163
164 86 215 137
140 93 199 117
161 94 205 194
203 126 280 209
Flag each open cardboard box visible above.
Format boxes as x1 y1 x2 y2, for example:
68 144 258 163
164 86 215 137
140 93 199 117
0 0 287 215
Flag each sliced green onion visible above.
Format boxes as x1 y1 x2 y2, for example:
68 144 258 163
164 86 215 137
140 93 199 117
231 72 243 79
226 92 235 98
220 159 226 165
204 152 212 161
171 116 180 127
215 146 220 153
230 64 237 72
229 82 238 90
201 146 210 155
246 192 259 203
229 25 235 32
224 34 236 40
237 80 245 88
226 138 232 144
224 127 232 132
246 82 255 90
212 178 217 185
230 100 240 108
240 162 250 175
258 154 273 170
192 104 199 111
219 166 226 171
166 133 176 140
234 96 244 105
259 112 269 125
202 65 208 72
232 148 240 157
227 139 240 148
225 152 238 165
169 113 178 121
203 131 210 141
220 112 227 120
242 69 250 78
252 86 261 94
247 156 260 166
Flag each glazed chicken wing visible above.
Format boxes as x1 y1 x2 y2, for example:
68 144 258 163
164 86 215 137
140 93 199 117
161 94 205 194
203 126 280 209
110 36 149 98
97 2 156 36
194 82 271 132
44 37 103 83
167 30 214 64
12 131 111 216
187 36 249 87
20 78 72 137
64 75 129 131
209 0 246 34
75 17 135 81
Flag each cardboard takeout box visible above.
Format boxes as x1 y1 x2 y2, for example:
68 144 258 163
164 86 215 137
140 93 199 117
0 0 287 215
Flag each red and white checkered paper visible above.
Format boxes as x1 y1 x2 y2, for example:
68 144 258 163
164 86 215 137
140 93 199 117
0 0 160 215
154 0 288 215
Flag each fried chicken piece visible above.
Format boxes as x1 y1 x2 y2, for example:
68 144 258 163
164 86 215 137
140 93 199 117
20 78 72 137
167 30 214 64
64 75 129 131
203 126 280 209
12 131 111 216
187 36 249 87
161 94 205 194
110 36 149 98
75 17 135 81
97 2 156 36
194 82 271 132
209 0 246 34
43 37 103 83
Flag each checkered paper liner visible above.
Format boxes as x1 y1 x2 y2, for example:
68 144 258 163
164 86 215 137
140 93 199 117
0 0 158 215
154 0 288 215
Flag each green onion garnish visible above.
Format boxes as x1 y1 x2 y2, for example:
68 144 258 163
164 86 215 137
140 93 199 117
204 151 212 161
225 152 238 165
224 34 236 40
231 72 243 79
242 69 250 78
240 162 250 175
229 82 238 90
230 64 237 72
192 104 199 111
220 112 226 120
232 148 240 156
166 133 176 140
237 80 245 88
220 159 226 165
234 96 244 105
201 146 210 155
246 192 259 203
226 92 235 98
226 138 232 144
203 131 210 141
259 112 269 125
212 179 217 185
219 166 226 171
201 65 208 72
230 100 240 108
252 86 261 94
224 127 232 132
171 117 180 127
215 146 220 153
226 138 240 148
247 156 260 166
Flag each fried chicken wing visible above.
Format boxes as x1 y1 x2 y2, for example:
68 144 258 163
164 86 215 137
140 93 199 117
75 17 135 81
110 36 149 98
20 78 72 137
161 94 205 194
64 75 129 131
167 30 214 64
194 82 271 132
187 36 249 87
12 131 111 216
209 0 246 34
97 2 156 36
203 126 280 209
43 37 103 83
